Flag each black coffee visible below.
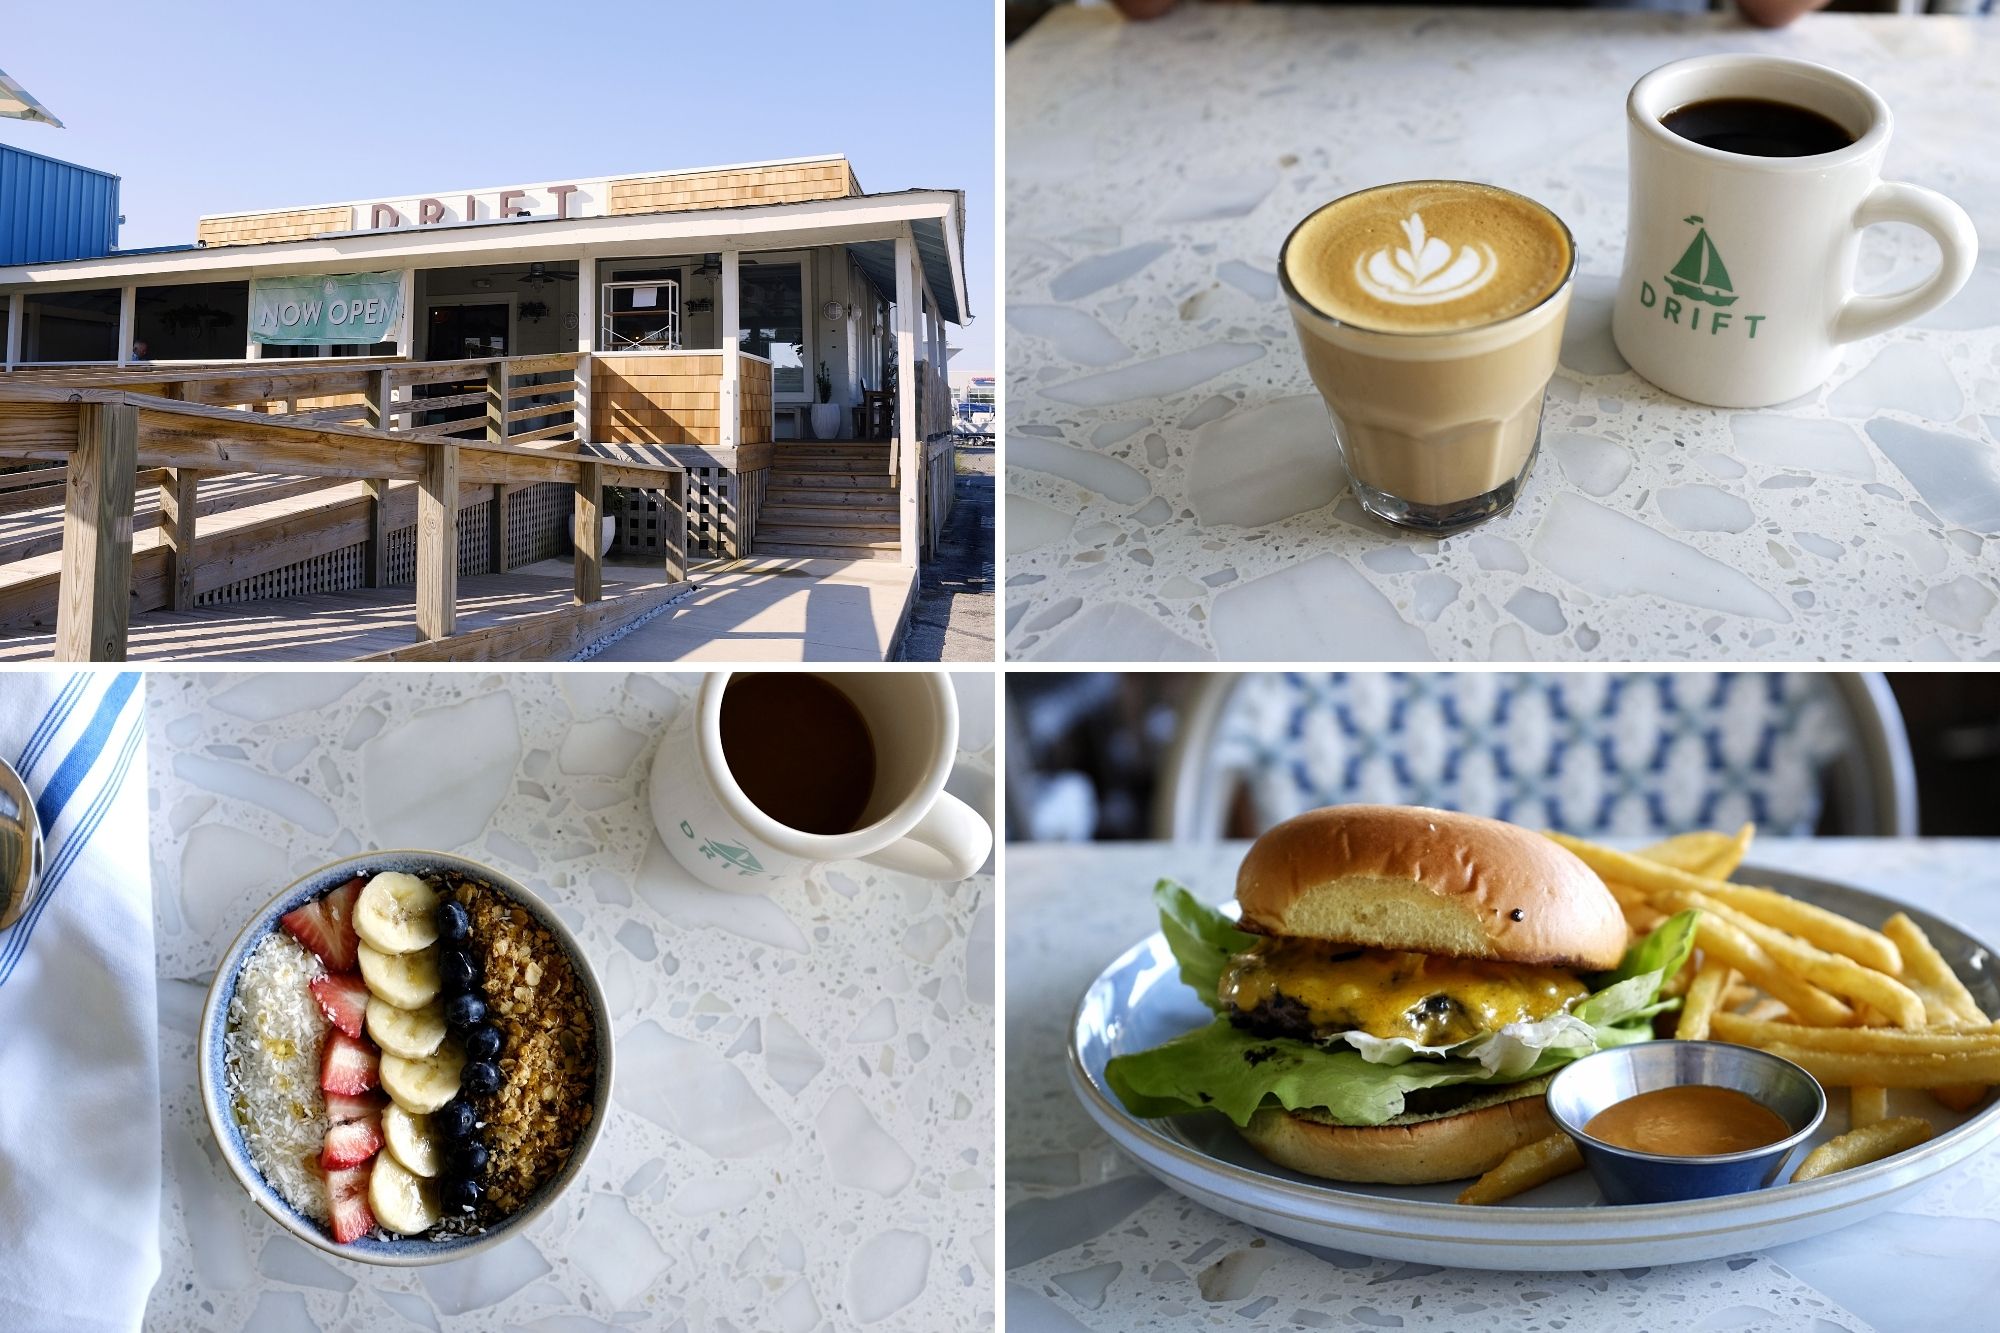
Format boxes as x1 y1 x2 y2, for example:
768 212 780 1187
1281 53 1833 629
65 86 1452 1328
1661 98 1854 158
720 673 876 835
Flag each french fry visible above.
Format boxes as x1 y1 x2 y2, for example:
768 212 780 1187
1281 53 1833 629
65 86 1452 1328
1741 998 1792 1022
1931 1085 1990 1113
1882 914 1988 1024
1722 981 1758 1008
1456 1133 1584 1206
1693 882 1902 976
1637 831 1741 876
1763 1043 2000 1088
1666 905 1854 1027
1711 1014 2000 1052
1668 891 1925 1029
1880 913 1990 1111
1792 1116 1935 1180
1691 822 1756 881
1676 962 1736 1041
1850 1086 1890 1128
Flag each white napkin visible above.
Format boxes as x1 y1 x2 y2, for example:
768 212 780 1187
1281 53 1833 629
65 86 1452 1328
0 671 158 1333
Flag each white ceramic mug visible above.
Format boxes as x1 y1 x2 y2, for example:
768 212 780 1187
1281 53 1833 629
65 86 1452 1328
649 671 992 890
1612 54 1977 409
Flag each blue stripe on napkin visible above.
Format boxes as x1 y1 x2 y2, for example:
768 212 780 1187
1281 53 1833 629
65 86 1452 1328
0 672 143 988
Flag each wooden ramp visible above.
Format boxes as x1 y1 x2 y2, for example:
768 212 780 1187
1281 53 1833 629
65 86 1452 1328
0 572 688 663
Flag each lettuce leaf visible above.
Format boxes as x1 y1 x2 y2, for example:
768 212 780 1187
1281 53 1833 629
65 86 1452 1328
1153 880 1258 1013
1108 886 1699 1127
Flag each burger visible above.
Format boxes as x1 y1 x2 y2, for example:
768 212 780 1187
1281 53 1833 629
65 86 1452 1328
1105 805 1695 1185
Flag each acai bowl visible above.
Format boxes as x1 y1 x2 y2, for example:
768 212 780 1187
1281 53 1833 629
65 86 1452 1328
198 851 614 1264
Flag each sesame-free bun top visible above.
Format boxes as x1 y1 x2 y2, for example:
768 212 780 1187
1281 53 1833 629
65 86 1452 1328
1234 805 1626 971
1282 181 1572 334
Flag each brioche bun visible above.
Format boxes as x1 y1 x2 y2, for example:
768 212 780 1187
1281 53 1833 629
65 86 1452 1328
1241 1079 1557 1185
1235 805 1626 971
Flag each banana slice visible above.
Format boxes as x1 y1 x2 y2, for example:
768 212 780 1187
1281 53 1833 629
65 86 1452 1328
366 997 447 1060
353 872 440 955
369 1151 440 1235
358 942 440 1009
381 1102 442 1178
380 1044 464 1115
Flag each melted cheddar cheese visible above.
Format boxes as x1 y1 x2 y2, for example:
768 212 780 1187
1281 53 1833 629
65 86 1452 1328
1217 940 1588 1046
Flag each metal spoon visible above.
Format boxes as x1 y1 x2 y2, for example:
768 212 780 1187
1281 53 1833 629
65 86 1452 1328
0 755 43 931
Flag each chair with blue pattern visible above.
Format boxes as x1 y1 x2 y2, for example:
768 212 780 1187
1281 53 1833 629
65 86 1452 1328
1155 673 1916 841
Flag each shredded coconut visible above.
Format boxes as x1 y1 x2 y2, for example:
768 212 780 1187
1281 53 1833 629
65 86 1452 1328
224 932 331 1224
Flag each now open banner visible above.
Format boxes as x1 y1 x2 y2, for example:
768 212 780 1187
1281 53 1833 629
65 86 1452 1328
249 271 403 345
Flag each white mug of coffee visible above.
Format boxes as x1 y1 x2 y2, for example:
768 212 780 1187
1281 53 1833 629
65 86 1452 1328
1612 54 1977 409
649 671 992 891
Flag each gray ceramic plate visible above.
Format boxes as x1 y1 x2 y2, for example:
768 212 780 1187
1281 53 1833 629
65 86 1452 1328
1068 866 2000 1271
198 851 615 1266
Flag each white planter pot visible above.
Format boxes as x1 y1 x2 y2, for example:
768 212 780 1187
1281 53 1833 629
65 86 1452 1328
809 402 843 440
569 514 615 557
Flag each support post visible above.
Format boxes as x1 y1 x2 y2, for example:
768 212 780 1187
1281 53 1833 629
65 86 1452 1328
365 368 393 431
415 442 459 641
362 479 389 588
490 484 511 573
395 268 416 360
574 255 595 443
662 474 688 584
719 249 741 451
116 285 136 366
159 467 202 613
893 232 919 566
4 292 21 370
485 359 508 445
573 459 603 605
54 401 139 661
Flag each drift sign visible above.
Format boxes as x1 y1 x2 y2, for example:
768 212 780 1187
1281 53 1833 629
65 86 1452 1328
250 271 403 346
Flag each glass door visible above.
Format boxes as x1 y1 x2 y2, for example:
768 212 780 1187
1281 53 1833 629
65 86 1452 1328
426 302 510 360
739 259 807 399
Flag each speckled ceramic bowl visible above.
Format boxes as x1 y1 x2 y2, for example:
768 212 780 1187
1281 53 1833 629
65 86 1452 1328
198 850 614 1266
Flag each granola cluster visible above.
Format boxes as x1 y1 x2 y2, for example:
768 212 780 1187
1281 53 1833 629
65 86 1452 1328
450 878 598 1216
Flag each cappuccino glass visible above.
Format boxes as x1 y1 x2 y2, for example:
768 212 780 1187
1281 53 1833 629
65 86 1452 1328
1280 181 1577 534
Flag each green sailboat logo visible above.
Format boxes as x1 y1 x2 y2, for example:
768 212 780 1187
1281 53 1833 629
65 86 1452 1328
1665 215 1737 308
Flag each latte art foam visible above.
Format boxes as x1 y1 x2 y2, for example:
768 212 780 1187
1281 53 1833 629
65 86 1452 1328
1285 182 1572 333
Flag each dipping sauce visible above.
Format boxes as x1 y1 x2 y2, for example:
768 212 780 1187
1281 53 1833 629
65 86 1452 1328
1583 1085 1792 1157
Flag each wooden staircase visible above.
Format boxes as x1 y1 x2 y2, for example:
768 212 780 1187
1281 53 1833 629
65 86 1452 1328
754 441 901 561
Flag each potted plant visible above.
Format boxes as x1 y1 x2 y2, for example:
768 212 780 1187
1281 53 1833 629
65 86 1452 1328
810 360 842 440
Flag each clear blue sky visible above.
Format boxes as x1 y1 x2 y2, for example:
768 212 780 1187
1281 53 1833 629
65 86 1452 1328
1 0 995 369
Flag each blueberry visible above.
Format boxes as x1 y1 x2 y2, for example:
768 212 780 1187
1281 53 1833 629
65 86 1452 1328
434 1097 477 1140
456 1139 489 1176
441 949 480 993
445 994 487 1030
442 1176 481 1215
464 1060 502 1096
436 901 471 943
464 1025 503 1062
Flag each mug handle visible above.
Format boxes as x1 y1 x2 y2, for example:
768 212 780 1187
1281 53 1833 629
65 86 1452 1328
858 792 993 882
1833 181 1978 345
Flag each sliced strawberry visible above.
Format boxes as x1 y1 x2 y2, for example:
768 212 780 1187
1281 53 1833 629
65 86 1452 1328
319 878 365 969
310 972 369 1039
321 1030 379 1096
326 1162 375 1244
322 1113 384 1169
324 1090 383 1127
281 878 365 971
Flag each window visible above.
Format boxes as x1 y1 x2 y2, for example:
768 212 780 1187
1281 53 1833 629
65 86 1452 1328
135 281 249 360
22 288 120 363
740 260 805 396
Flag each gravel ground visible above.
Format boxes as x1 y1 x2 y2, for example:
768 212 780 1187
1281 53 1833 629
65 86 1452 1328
897 445 995 662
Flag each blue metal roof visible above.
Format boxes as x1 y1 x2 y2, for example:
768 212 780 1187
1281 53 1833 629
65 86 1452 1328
0 143 119 265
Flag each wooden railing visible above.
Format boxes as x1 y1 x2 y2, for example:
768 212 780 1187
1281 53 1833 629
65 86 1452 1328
0 366 685 660
921 436 957 560
914 359 952 441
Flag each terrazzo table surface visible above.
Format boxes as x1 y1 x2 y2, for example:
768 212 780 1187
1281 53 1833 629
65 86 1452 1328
1005 7 2000 662
144 671 996 1332
1006 839 2000 1332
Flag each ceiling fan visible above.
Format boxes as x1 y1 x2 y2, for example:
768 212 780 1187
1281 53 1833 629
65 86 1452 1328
515 262 577 287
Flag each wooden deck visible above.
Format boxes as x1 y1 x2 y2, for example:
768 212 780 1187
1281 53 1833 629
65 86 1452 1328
0 572 688 662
